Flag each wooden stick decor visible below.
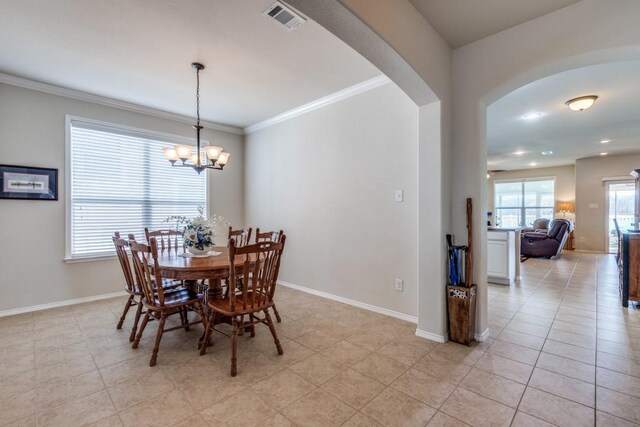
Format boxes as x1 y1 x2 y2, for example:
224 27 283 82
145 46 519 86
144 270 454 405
466 198 473 287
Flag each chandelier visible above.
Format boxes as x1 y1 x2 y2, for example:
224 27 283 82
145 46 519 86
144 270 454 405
162 62 229 174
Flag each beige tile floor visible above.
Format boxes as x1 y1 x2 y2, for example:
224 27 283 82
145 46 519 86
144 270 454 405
1 253 639 426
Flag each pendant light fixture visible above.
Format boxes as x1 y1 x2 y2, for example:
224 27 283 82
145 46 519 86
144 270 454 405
163 62 229 174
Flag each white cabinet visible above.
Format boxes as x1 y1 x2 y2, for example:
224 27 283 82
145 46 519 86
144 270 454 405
487 229 517 285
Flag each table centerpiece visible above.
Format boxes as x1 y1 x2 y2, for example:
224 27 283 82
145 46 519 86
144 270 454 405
164 207 229 256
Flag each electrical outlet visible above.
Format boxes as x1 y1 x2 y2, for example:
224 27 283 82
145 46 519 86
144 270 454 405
395 278 403 291
395 190 404 202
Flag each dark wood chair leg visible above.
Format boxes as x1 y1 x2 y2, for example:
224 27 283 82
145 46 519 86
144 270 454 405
150 314 166 367
264 309 283 355
195 302 208 346
132 311 150 349
238 314 245 337
199 313 212 355
117 295 134 329
129 299 143 342
249 314 256 337
230 317 238 377
206 311 216 347
271 304 282 323
182 307 190 332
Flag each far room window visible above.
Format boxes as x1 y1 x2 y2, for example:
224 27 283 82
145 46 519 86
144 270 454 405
494 178 555 228
66 117 206 260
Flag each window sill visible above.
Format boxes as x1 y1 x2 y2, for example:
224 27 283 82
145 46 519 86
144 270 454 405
64 255 117 264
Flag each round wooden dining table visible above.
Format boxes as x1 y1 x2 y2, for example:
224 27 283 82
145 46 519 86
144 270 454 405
152 246 257 299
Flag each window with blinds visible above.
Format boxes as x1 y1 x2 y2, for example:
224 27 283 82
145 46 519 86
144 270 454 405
494 178 555 228
67 118 206 259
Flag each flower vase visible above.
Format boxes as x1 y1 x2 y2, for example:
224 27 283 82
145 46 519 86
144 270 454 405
187 243 213 256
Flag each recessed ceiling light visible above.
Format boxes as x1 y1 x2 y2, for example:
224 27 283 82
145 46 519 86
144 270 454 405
566 95 598 111
541 151 553 155
600 140 611 144
529 162 538 166
513 151 526 155
600 152 608 156
521 112 544 120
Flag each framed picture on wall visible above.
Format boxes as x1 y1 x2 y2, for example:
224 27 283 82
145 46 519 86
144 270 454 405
0 164 58 201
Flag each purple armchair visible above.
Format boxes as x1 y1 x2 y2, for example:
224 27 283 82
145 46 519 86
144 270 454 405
521 219 572 259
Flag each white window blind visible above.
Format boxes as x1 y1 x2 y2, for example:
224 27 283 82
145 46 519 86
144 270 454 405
68 119 206 259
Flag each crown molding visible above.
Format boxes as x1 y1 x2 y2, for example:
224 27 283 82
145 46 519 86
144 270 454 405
244 74 391 134
0 72 244 135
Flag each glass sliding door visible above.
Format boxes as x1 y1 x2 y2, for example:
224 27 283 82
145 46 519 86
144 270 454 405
494 179 555 228
607 181 635 253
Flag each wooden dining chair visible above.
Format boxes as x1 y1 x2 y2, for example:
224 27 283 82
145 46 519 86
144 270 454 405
129 237 208 366
199 236 286 376
144 228 183 252
225 227 253 293
228 227 252 248
254 228 284 322
113 232 145 342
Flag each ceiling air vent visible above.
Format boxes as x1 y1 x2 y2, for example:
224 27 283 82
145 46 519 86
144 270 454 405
263 1 306 31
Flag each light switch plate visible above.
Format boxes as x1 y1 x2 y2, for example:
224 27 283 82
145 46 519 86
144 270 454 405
395 190 404 202
395 278 403 291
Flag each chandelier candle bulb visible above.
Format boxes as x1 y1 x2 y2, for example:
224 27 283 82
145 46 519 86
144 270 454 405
217 152 230 165
189 153 207 165
163 147 179 163
175 145 193 160
205 146 223 160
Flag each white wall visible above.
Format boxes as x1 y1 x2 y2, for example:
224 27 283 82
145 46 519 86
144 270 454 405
245 82 420 317
488 165 577 223
452 0 640 335
0 83 243 312
575 154 640 252
293 0 453 339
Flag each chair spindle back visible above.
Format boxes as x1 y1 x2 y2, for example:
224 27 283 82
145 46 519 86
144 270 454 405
145 228 182 252
228 235 286 312
255 228 283 243
112 232 138 294
129 237 167 307
228 227 252 248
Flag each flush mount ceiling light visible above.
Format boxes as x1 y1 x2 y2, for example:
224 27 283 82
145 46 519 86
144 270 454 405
513 151 526 155
600 152 608 156
600 139 611 144
162 62 230 174
541 151 553 155
529 162 538 166
565 95 598 112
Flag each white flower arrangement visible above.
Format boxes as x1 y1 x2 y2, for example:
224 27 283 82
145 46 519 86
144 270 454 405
164 206 229 254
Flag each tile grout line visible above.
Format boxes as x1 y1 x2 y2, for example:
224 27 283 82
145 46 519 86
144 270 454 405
510 255 578 426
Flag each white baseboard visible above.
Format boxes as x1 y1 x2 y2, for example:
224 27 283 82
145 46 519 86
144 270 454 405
474 328 490 342
415 328 447 343
0 291 127 318
277 280 417 324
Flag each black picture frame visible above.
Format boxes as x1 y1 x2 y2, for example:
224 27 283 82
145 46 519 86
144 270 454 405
0 164 58 201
